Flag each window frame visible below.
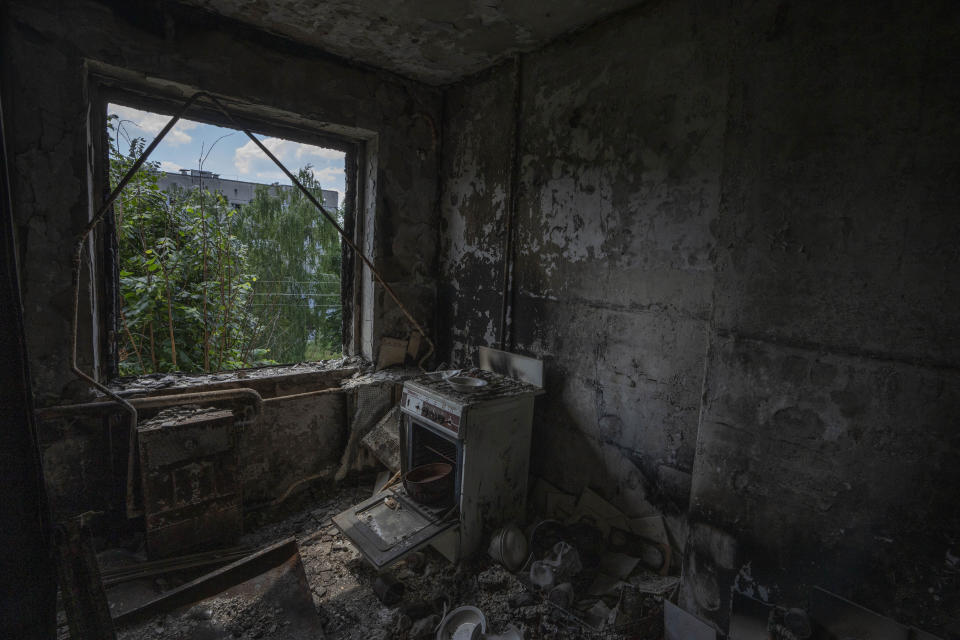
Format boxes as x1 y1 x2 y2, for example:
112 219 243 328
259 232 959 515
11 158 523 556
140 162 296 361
89 82 365 379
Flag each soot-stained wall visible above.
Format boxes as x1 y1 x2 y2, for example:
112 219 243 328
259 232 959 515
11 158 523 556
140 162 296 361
686 0 960 632
439 0 960 632
440 0 729 519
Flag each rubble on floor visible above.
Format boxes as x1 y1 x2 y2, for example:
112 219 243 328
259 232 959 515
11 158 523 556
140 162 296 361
107 474 677 639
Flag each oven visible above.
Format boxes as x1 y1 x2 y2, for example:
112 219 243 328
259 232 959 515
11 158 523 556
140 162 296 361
402 414 463 504
333 368 539 571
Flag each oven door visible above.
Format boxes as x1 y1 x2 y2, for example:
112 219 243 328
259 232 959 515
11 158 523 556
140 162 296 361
332 485 457 570
333 410 460 570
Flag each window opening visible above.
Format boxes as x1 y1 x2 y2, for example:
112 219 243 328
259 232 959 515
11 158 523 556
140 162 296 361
107 103 347 374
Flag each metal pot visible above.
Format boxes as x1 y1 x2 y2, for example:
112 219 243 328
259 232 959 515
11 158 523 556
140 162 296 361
446 376 487 393
404 462 453 506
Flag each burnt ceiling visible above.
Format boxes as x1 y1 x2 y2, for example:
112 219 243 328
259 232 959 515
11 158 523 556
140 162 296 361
177 0 647 84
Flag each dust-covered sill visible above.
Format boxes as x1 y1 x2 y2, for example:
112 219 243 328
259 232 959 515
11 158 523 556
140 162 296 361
107 357 369 400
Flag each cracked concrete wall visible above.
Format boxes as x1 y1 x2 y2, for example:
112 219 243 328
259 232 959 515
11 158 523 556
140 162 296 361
439 0 960 633
440 0 728 519
685 0 960 632
2 0 441 407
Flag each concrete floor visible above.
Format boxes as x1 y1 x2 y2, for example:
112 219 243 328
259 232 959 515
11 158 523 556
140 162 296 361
105 473 666 639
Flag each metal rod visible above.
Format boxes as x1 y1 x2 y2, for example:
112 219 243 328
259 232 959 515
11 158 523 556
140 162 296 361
202 94 435 370
99 546 254 576
35 388 263 420
424 444 456 465
499 55 523 351
101 549 254 587
112 538 300 626
70 93 209 518
261 387 342 404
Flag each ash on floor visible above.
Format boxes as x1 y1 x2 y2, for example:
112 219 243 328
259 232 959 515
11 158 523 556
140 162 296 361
115 477 665 640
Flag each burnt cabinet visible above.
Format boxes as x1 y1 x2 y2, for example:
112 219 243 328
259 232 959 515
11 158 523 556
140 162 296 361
138 408 241 558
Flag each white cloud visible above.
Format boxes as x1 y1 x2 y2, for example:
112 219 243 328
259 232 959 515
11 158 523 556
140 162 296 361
295 145 344 161
234 137 344 177
312 166 343 184
109 104 198 147
159 160 183 173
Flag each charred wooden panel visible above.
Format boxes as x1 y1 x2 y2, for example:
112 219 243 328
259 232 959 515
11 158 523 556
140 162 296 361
138 409 241 558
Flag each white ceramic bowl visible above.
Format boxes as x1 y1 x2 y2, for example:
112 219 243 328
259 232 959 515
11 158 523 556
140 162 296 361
436 605 487 640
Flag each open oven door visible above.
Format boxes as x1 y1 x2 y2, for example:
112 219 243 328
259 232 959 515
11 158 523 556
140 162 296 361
332 485 458 570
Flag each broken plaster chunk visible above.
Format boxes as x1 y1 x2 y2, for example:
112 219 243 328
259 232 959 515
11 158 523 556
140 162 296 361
583 600 614 631
629 515 669 546
408 614 439 638
568 487 631 536
530 477 577 520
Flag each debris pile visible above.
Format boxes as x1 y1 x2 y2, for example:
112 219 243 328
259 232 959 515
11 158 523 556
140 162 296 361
109 472 683 639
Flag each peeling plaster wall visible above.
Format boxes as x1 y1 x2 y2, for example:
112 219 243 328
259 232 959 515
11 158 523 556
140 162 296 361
438 67 515 362
439 0 960 632
440 0 728 518
2 0 441 405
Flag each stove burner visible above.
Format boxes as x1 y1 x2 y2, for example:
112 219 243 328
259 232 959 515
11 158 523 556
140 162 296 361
410 368 535 404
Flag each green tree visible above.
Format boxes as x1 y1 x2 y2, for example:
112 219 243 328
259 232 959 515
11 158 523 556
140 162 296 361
233 168 343 363
110 116 267 374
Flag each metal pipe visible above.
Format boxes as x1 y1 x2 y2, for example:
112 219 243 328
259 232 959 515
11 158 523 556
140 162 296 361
70 92 210 425
35 388 263 420
70 93 210 518
499 55 523 351
261 387 342 404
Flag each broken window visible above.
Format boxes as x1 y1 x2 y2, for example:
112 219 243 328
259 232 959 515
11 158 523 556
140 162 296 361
106 103 350 375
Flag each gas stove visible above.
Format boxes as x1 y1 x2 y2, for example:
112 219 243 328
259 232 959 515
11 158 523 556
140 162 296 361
408 368 536 404
401 369 539 438
335 364 540 570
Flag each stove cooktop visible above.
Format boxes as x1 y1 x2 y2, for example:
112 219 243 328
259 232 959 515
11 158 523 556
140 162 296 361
405 368 538 407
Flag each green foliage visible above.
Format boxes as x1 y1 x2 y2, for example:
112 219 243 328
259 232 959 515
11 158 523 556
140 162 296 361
233 168 343 364
109 115 342 374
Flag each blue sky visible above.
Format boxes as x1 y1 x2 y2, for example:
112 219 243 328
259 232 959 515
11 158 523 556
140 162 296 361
108 103 346 202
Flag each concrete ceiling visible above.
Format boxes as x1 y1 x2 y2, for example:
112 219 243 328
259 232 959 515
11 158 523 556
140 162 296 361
178 0 646 85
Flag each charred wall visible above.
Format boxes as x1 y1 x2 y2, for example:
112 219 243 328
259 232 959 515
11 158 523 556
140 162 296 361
440 0 729 519
439 0 960 633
